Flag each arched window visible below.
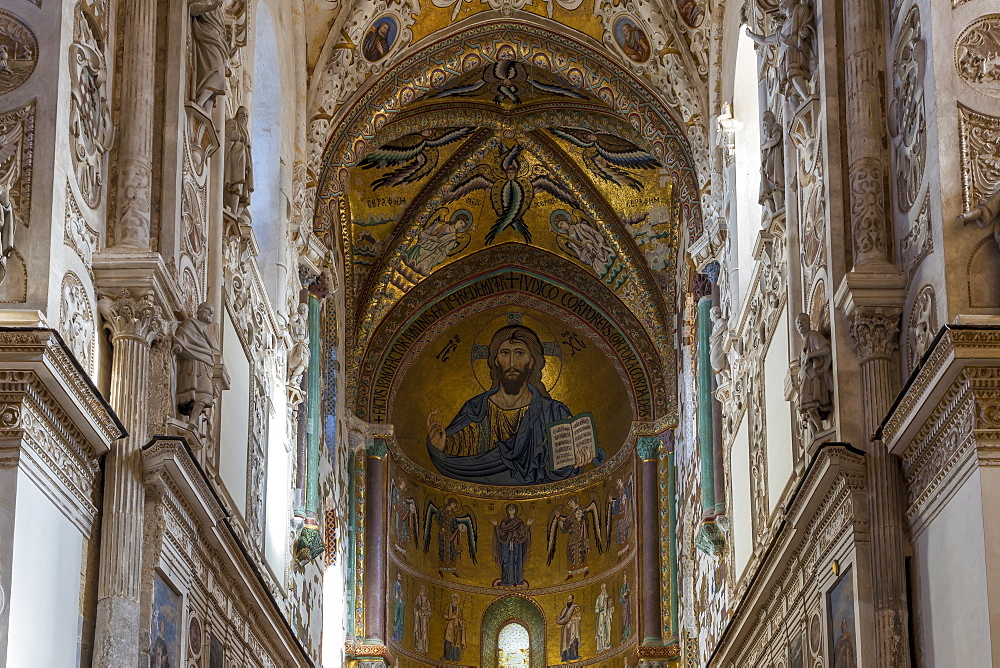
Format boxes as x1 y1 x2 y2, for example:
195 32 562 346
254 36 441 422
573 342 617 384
249 1 283 303
498 622 530 667
731 27 764 311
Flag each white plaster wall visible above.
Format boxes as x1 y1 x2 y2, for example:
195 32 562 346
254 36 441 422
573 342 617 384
249 1 285 307
219 309 251 514
915 468 992 666
732 30 763 312
7 472 84 667
731 412 753 581
264 384 290 574
764 307 793 515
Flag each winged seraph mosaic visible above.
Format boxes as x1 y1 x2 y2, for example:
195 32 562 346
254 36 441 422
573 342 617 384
546 495 605 579
548 126 662 190
423 496 478 577
422 60 586 107
358 126 476 190
443 143 581 244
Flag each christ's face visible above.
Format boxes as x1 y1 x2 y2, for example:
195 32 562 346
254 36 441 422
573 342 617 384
496 339 532 394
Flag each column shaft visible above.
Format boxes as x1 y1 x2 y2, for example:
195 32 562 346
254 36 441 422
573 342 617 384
93 292 163 666
640 446 662 645
851 307 910 667
364 451 387 642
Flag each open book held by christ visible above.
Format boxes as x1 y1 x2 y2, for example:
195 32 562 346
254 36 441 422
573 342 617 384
546 413 598 471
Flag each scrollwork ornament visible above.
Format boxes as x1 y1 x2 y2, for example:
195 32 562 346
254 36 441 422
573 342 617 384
850 157 888 264
907 285 936 372
69 4 115 209
888 6 927 213
849 307 902 364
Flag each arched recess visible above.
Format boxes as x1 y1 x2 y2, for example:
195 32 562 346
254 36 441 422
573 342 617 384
481 595 546 667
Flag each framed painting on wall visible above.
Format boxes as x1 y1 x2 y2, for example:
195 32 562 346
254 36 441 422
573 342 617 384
151 572 182 668
827 566 857 668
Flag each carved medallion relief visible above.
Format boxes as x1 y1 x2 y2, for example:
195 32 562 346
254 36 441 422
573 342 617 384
69 4 114 209
908 285 936 372
64 185 98 272
956 15 1000 100
0 10 39 95
889 6 927 213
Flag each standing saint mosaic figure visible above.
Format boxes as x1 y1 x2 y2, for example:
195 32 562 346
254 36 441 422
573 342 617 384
492 503 533 587
442 594 467 662
557 594 582 662
391 575 405 644
413 585 431 653
595 583 614 652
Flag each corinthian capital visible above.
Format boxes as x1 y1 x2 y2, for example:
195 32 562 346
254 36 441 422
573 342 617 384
97 289 165 344
849 307 902 363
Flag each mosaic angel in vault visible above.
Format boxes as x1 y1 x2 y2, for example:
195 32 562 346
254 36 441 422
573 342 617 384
443 143 581 244
422 496 478 577
548 126 661 190
358 127 476 190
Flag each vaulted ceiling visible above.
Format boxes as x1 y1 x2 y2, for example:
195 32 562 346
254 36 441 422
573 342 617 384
306 6 709 424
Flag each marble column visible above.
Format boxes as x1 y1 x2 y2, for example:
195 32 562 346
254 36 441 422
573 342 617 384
637 436 663 646
93 290 164 665
364 439 388 643
849 307 910 666
114 0 157 247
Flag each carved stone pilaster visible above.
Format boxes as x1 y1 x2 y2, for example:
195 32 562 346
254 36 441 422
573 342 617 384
93 290 165 666
847 305 910 667
843 0 891 267
112 0 156 248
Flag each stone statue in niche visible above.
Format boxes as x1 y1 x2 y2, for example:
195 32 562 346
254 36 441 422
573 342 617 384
759 110 785 219
747 0 817 109
224 106 254 221
189 0 228 113
0 184 15 284
709 306 729 374
174 302 219 427
794 313 833 434
286 302 309 391
958 188 1000 252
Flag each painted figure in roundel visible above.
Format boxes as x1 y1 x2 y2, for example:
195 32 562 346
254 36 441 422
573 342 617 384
491 503 533 587
426 324 605 484
675 0 705 28
362 16 397 63
613 17 651 64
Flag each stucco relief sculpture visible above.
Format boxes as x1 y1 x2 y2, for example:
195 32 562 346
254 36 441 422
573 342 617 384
189 0 227 113
64 189 98 270
224 106 254 222
759 110 785 220
286 302 309 393
709 306 729 374
955 14 1000 100
888 6 927 213
747 0 817 109
794 313 833 434
69 5 114 209
908 286 936 371
59 273 95 371
173 302 219 428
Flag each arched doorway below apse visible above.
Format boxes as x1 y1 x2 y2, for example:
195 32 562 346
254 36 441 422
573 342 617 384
482 596 545 667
